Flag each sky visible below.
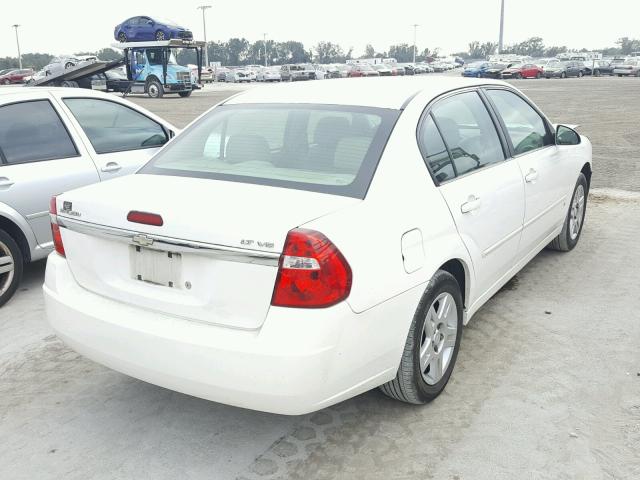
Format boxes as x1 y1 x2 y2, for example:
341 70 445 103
2 0 639 58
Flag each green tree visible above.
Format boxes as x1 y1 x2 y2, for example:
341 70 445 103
364 44 376 58
616 37 640 54
388 43 414 62
314 41 347 63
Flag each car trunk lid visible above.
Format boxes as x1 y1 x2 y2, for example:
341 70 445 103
56 174 358 329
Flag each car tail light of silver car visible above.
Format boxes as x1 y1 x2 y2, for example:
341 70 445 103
271 229 352 308
49 196 65 257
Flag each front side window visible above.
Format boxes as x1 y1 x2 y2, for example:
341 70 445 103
63 98 167 154
0 100 77 165
140 104 399 198
430 92 504 177
486 89 553 155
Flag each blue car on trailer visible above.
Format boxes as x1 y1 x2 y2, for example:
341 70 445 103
461 61 491 78
115 16 193 43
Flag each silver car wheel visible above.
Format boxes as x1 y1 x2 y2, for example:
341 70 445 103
569 184 585 240
148 83 159 97
419 292 458 385
0 240 15 297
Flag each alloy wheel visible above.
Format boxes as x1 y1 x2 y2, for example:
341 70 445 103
569 184 585 240
0 240 15 297
419 292 458 385
156 31 165 41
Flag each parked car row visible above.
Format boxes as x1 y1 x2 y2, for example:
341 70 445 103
214 60 461 83
462 57 640 79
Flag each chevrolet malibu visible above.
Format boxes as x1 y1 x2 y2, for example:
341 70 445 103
44 77 592 415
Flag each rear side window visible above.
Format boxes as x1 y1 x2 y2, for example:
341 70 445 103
486 89 553 155
430 91 504 177
63 98 167 154
140 104 399 198
418 115 455 183
0 100 77 165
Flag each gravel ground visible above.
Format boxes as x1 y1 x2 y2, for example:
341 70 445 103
1 76 639 480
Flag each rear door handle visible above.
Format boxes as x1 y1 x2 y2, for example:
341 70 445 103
101 162 122 173
525 169 539 183
460 195 481 214
0 177 14 189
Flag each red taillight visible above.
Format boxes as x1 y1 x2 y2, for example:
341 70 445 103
271 229 352 308
127 211 164 226
49 196 65 257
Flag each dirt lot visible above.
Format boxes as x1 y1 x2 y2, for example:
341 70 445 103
1 76 639 480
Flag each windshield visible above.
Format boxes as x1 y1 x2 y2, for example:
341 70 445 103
140 104 400 198
145 48 178 65
153 17 179 27
467 62 484 68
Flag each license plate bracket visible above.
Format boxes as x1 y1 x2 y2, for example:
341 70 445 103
131 246 182 288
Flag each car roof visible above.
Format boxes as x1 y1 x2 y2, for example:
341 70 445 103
0 86 116 98
225 76 507 109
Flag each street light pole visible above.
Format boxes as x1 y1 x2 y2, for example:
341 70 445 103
263 33 267 67
412 24 419 64
498 0 505 53
12 24 22 69
197 5 212 67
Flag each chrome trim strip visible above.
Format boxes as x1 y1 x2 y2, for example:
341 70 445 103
26 210 49 220
482 226 523 258
57 217 280 267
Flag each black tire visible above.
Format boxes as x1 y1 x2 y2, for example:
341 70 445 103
536 72 541 79
155 30 166 41
118 32 127 42
60 80 78 88
548 173 588 252
64 62 75 69
146 78 164 98
515 73 522 80
561 72 567 78
178 91 192 97
594 69 601 77
578 71 583 78
380 270 463 404
0 229 23 308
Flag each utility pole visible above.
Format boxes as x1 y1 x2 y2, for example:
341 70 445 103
498 0 505 53
12 24 22 69
197 5 212 67
412 24 419 64
263 33 267 67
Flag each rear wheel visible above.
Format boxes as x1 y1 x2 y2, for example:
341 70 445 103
578 71 583 78
64 62 75 69
118 32 127 42
594 69 601 77
0 229 23 308
561 72 567 79
515 73 522 79
178 91 192 97
60 80 78 88
536 72 542 79
146 78 164 98
380 270 463 404
548 173 588 252
155 30 166 41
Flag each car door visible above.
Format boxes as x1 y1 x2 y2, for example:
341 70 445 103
484 88 573 257
138 17 155 40
0 93 100 246
424 90 525 298
52 95 170 178
125 17 139 40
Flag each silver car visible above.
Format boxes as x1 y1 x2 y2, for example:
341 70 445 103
0 87 177 306
44 55 97 76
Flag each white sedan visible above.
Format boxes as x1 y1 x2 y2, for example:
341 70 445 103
44 77 592 415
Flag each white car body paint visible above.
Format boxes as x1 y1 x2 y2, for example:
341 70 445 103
44 77 592 414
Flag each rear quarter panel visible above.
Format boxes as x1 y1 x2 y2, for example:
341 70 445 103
303 90 474 315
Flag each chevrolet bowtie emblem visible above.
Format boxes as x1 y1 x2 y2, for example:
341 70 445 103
132 234 154 247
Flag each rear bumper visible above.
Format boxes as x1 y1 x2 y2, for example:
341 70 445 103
44 254 416 415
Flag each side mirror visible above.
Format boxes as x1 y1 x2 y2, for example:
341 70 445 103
556 125 581 146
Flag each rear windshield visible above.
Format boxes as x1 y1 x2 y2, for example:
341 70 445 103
140 104 400 198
